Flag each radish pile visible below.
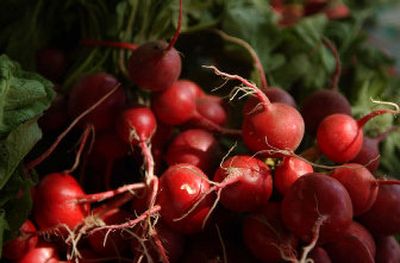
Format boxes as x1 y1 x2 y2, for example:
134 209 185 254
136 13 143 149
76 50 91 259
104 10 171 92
2 1 400 263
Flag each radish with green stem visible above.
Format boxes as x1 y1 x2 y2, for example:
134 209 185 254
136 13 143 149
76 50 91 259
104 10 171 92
316 100 399 163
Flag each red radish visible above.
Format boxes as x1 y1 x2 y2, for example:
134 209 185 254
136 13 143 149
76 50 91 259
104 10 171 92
301 38 352 135
324 221 376 263
279 4 304 27
375 236 400 263
242 202 298 263
206 67 304 155
166 129 220 173
88 208 131 256
324 3 350 20
281 173 353 243
17 242 59 263
152 79 200 125
127 0 182 91
330 163 379 215
67 72 126 131
351 127 398 172
193 95 227 127
38 91 69 133
274 156 314 196
358 183 400 236
2 220 38 260
157 164 214 234
116 106 157 145
33 173 89 232
213 155 273 212
304 0 328 16
309 247 331 263
35 48 66 82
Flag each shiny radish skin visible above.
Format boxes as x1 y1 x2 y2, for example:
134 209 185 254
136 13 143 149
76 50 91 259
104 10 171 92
128 41 181 92
194 95 227 127
116 107 157 145
309 247 332 263
67 72 126 131
316 114 363 163
351 136 382 173
33 173 89 232
242 102 305 156
16 242 59 263
2 220 38 261
331 163 378 216
157 164 214 234
274 156 314 196
281 173 353 243
324 221 376 263
375 236 400 263
213 155 273 212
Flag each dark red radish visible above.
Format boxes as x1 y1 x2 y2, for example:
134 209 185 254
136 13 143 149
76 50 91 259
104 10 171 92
324 3 350 20
2 220 38 260
193 95 227 127
17 242 59 263
131 222 185 263
304 0 328 16
375 236 400 263
274 156 314 196
351 127 398 172
206 66 304 155
358 183 400 236
242 202 298 263
127 0 182 91
67 72 126 131
281 173 353 243
38 91 69 133
301 90 352 135
88 208 131 256
279 4 304 27
35 48 66 82
331 163 379 216
116 106 157 145
317 103 399 163
166 129 220 173
309 247 331 263
270 0 283 13
324 221 376 263
33 173 89 232
213 155 273 212
151 123 174 173
152 79 200 125
89 132 128 188
157 164 214 234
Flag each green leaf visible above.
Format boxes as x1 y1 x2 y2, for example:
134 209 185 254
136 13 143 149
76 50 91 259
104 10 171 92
292 15 328 48
0 120 42 190
0 55 55 137
0 210 8 256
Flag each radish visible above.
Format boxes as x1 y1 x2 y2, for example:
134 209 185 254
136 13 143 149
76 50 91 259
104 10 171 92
166 129 220 174
324 2 350 20
301 38 352 135
157 164 214 234
242 202 298 263
309 247 331 263
213 155 273 212
281 173 353 243
317 103 399 163
279 4 304 27
2 220 38 260
375 236 400 263
192 94 227 128
17 242 59 263
304 0 328 16
206 66 304 155
324 221 376 263
33 173 89 232
274 156 314 196
358 182 400 236
35 48 66 82
127 0 182 91
67 72 126 131
38 90 69 133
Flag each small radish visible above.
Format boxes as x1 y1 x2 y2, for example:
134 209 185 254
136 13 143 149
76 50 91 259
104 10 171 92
33 173 89 232
17 242 59 263
2 220 38 260
213 155 273 212
309 247 331 263
192 95 227 127
281 173 353 243
116 106 157 146
127 0 182 91
35 48 66 82
157 164 214 234
316 103 399 163
324 2 350 20
358 182 400 236
38 89 69 133
279 4 304 27
67 72 126 131
324 221 376 263
375 236 400 263
242 202 298 263
166 129 220 174
304 0 328 16
274 156 314 196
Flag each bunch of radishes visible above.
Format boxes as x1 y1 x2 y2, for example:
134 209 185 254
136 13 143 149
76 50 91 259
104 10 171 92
3 1 400 263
